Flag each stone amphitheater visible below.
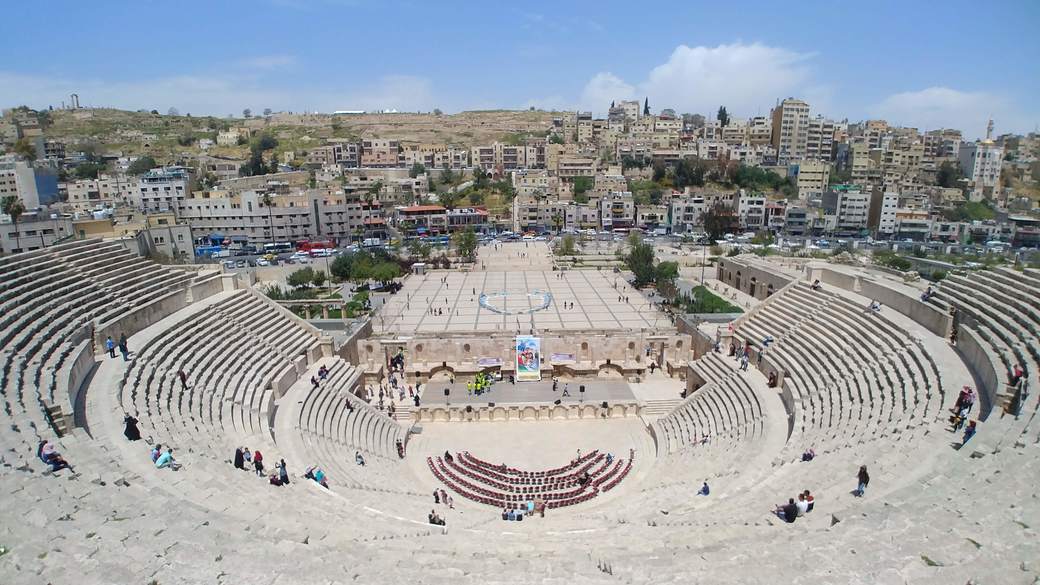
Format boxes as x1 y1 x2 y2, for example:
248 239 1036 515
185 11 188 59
1 238 1038 585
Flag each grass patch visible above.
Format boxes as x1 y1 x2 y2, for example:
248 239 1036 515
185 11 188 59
677 285 743 314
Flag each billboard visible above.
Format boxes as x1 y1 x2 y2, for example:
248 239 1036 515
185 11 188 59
515 336 542 382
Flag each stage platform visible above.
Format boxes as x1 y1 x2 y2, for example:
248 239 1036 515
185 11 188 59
421 378 637 406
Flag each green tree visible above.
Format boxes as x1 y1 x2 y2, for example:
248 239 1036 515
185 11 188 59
252 133 278 152
260 193 276 241
624 232 657 287
127 156 158 176
936 161 963 188
433 108 443 116
655 260 680 300
453 229 478 261
1 196 26 251
73 162 105 179
243 108 252 118
438 189 461 210
370 262 402 286
13 138 36 160
556 234 577 256
287 267 316 288
643 97 650 116
473 167 490 189
717 106 730 127
312 269 328 289
439 167 456 187
548 133 564 144
573 176 593 197
409 162 426 178
408 238 432 261
703 202 736 240
263 108 273 117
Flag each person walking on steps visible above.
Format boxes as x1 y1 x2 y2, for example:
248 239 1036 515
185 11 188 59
854 465 869 497
118 333 130 361
106 336 116 358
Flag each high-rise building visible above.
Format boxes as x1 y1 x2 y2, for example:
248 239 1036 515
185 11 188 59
957 120 1003 202
770 98 810 163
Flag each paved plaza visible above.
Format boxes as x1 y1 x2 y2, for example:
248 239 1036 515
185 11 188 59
376 242 672 335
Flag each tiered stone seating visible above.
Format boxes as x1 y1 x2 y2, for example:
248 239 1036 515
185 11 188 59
0 239 199 458
732 281 945 461
931 266 1039 414
118 289 321 455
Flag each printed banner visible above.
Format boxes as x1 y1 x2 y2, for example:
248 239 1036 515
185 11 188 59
515 336 542 382
477 357 503 367
550 353 576 364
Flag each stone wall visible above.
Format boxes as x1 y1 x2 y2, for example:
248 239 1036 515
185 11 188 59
414 400 640 423
815 267 952 338
359 330 694 383
95 290 189 349
955 325 1000 420
716 257 795 300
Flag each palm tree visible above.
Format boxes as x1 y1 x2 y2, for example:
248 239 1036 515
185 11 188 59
1 196 26 252
260 193 274 243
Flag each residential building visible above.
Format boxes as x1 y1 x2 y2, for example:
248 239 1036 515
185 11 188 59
958 121 1003 201
770 98 810 163
893 209 931 241
784 206 810 235
0 158 41 209
635 205 669 230
822 187 870 234
197 155 245 182
668 196 706 233
794 160 830 201
597 192 635 230
396 204 448 236
737 191 767 231
805 116 834 161
66 174 136 212
447 207 490 232
137 166 191 212
868 191 900 236
557 156 597 179
0 211 74 254
360 139 400 168
177 189 367 245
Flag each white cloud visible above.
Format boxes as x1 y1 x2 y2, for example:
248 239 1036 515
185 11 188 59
0 71 436 116
868 86 1029 140
579 72 634 112
579 42 819 118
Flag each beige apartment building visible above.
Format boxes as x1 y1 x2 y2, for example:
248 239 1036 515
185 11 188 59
177 189 368 245
771 98 810 163
66 174 136 212
360 139 400 168
795 160 830 201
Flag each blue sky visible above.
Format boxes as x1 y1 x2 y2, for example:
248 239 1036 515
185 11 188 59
1 0 1037 138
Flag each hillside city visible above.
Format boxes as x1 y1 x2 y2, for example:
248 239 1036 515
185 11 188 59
2 98 1038 265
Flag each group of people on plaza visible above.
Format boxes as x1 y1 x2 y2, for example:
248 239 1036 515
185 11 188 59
950 386 979 446
467 372 494 396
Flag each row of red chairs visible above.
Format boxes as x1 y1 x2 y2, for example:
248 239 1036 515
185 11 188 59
464 449 600 477
457 451 605 488
427 449 636 509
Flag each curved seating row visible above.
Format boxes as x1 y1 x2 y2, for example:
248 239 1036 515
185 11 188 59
119 289 321 455
931 266 1039 415
295 357 404 461
0 239 199 459
731 281 944 461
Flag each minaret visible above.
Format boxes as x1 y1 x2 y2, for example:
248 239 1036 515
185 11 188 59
986 118 994 141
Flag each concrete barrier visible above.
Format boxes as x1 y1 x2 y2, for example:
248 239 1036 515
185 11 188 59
955 325 999 420
414 400 640 423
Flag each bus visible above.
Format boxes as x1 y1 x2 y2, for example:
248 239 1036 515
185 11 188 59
295 239 335 253
263 242 294 254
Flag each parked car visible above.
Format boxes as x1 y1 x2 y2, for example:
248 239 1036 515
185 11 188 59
223 260 236 269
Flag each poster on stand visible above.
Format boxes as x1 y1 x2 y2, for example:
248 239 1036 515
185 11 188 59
515 336 541 382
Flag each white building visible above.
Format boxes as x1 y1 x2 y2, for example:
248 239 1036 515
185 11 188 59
0 158 41 209
137 167 191 212
958 121 1003 201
